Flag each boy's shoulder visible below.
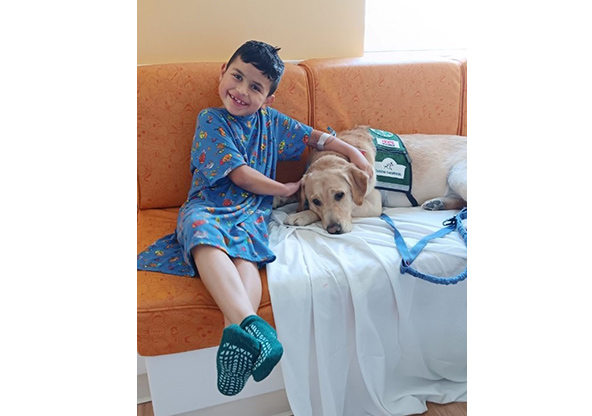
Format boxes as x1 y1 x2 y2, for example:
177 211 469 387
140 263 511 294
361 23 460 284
261 107 287 122
198 107 278 121
196 107 292 126
198 107 226 120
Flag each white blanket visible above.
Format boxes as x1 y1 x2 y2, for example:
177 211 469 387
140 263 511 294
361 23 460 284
267 206 467 416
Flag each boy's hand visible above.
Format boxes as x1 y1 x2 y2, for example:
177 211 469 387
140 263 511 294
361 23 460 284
348 148 374 178
281 180 301 198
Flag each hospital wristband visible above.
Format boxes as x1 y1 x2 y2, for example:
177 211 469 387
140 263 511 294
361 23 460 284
317 132 332 151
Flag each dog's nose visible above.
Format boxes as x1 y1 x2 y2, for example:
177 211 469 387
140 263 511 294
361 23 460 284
326 223 342 234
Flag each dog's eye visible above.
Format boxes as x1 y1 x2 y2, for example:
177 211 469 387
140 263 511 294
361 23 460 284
312 198 322 206
334 192 344 201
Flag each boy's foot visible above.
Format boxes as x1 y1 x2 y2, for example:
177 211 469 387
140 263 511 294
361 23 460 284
216 324 261 396
240 315 284 382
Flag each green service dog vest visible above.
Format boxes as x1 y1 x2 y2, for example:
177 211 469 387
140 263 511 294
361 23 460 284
368 128 418 206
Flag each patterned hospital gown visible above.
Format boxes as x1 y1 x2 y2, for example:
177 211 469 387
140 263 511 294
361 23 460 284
137 107 312 277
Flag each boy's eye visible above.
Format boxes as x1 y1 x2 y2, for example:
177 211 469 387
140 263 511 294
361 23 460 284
232 73 242 81
251 85 261 92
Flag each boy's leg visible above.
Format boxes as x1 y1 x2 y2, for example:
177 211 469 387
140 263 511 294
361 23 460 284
191 246 261 395
231 259 283 382
232 258 262 314
218 258 262 327
191 245 257 325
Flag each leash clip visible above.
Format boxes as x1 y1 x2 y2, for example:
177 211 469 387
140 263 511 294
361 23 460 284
442 216 457 227
400 259 410 274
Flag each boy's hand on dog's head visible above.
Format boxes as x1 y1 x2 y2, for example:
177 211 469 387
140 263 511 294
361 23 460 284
349 149 374 178
280 180 302 198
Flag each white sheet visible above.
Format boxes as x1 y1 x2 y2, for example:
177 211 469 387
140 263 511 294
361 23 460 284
267 206 467 416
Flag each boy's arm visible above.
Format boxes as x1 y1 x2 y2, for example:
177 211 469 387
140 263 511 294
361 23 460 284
228 165 300 197
308 129 374 178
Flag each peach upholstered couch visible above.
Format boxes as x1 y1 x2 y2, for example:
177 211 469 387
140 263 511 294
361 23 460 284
137 52 467 414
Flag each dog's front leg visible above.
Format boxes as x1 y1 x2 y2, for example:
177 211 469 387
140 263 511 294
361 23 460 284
284 209 321 226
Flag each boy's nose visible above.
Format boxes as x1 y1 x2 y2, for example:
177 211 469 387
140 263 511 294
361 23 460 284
236 83 248 96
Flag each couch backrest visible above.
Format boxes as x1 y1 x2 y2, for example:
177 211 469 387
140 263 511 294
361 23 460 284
137 62 311 209
301 56 466 135
137 56 467 210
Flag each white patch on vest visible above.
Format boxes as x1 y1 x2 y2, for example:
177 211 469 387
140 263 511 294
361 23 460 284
375 157 406 180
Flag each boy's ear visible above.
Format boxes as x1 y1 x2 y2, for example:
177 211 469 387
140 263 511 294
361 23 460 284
219 63 227 80
263 94 275 108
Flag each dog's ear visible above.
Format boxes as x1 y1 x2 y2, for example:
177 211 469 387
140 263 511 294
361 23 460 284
346 166 369 206
296 175 308 212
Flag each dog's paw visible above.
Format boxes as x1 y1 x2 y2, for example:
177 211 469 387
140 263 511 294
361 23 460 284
422 199 446 211
284 210 319 226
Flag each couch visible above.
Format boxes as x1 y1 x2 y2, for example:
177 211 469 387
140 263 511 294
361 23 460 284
138 51 467 416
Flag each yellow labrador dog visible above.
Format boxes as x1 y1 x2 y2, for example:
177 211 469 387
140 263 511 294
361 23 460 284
282 126 467 234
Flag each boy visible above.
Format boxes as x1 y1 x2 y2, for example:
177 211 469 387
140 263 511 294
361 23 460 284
171 40 372 395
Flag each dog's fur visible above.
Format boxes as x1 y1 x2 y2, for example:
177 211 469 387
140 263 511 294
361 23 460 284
279 126 467 234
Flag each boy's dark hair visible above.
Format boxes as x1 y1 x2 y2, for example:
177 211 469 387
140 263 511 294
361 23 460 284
227 40 285 96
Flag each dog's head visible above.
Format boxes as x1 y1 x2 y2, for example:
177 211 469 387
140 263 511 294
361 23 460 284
298 156 369 234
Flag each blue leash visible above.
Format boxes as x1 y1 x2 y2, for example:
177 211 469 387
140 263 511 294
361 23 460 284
380 208 467 285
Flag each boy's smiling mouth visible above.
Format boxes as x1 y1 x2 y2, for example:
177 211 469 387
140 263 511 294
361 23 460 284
229 93 247 106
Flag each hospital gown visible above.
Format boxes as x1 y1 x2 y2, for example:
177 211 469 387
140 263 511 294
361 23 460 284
137 107 312 277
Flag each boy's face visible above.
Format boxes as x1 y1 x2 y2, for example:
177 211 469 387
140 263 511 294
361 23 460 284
218 58 275 117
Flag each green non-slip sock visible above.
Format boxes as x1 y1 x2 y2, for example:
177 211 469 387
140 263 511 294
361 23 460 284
216 324 261 396
240 315 284 382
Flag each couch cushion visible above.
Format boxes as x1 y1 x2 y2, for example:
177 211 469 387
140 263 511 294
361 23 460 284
137 63 311 210
137 208 276 356
300 56 464 135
